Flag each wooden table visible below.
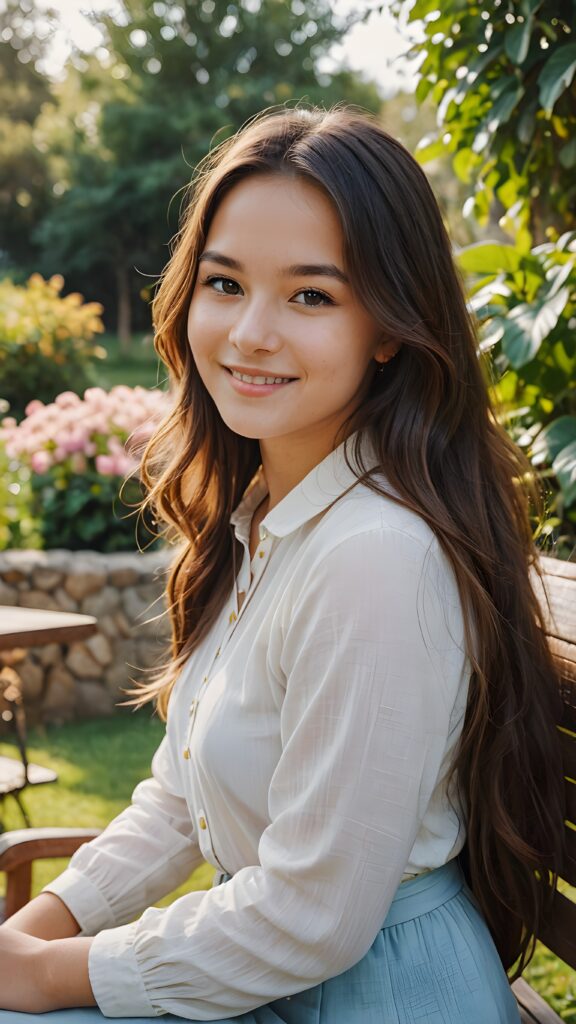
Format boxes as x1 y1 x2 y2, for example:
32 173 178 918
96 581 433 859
0 605 98 827
0 606 97 650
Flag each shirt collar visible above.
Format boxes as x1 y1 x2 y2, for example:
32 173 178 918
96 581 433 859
229 430 381 543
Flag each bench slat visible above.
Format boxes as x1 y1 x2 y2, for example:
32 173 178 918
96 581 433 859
562 826 576 889
512 978 564 1024
565 778 576 828
559 729 576 785
538 890 576 970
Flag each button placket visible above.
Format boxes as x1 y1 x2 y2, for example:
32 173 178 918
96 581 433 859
182 607 241 762
181 531 272 762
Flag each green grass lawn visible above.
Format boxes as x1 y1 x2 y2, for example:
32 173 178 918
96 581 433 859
92 333 169 391
1 715 574 1018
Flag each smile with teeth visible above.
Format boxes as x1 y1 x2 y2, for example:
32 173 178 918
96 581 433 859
229 369 295 385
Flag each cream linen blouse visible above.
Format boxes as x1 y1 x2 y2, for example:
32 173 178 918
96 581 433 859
44 430 471 1020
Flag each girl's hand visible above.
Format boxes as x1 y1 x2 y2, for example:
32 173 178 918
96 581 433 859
0 927 96 1011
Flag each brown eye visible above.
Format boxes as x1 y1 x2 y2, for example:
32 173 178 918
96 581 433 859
204 276 241 295
293 288 333 307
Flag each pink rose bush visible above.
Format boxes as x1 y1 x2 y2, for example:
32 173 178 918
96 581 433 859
0 386 171 552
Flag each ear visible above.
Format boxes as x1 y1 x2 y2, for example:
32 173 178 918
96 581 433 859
374 339 401 366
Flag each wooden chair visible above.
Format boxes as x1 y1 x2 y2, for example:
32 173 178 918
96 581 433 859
0 827 101 921
0 558 574 1023
0 656 58 831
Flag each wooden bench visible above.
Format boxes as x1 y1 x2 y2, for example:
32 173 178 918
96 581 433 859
0 557 574 1022
510 556 576 1023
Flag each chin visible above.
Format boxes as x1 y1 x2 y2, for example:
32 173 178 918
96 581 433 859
215 411 263 440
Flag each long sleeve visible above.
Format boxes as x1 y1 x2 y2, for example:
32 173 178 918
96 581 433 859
87 527 470 1019
42 729 205 935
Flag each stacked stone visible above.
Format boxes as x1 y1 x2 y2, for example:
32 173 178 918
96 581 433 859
0 549 173 725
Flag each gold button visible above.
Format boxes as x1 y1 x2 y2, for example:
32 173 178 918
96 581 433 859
183 749 190 760
229 611 237 623
215 646 220 657
199 816 207 830
258 550 265 558
202 675 208 685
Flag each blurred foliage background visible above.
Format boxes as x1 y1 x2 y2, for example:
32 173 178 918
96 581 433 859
1 0 574 554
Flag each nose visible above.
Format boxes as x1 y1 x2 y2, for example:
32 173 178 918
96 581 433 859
228 296 282 355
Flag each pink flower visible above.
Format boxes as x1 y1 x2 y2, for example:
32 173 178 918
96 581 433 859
25 400 44 416
7 386 171 479
31 451 52 473
95 454 116 475
54 392 80 409
63 432 88 453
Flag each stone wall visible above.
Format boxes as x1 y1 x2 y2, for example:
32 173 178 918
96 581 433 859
0 548 173 725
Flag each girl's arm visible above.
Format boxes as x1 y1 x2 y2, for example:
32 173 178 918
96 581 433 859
0 730 202 1012
3 732 203 943
0 929 95 1013
2 891 80 939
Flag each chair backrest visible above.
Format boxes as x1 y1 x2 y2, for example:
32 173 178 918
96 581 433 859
534 556 576 969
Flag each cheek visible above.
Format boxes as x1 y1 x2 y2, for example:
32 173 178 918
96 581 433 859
187 303 216 359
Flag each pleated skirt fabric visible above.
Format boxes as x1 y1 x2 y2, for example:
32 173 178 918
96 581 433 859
1 858 521 1023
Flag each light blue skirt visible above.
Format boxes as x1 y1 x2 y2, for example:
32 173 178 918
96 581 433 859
0 858 520 1022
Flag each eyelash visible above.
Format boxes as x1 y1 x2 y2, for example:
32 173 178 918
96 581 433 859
200 275 334 307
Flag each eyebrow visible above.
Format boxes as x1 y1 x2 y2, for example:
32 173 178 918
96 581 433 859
198 249 349 285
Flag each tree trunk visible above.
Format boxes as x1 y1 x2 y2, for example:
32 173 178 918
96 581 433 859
116 266 132 352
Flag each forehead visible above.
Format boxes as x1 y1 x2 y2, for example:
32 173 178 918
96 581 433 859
205 174 344 258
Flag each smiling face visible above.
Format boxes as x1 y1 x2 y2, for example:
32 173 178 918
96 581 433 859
187 173 396 462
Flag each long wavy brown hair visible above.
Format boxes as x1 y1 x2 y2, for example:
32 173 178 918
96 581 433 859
128 104 566 980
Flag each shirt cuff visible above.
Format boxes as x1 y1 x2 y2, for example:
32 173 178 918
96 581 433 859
89 922 157 1018
42 868 116 936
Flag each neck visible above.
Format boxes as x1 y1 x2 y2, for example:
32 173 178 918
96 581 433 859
259 427 340 512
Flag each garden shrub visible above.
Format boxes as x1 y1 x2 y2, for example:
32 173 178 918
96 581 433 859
0 274 106 420
0 410 41 551
0 386 170 552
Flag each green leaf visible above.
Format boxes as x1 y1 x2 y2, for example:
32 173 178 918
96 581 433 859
501 286 570 367
537 43 576 115
520 0 543 16
552 340 575 376
559 136 576 169
531 416 576 462
556 230 576 251
486 82 524 132
453 147 482 184
414 135 449 164
479 319 505 352
415 77 433 103
457 242 523 274
545 257 575 296
553 439 576 506
505 18 533 65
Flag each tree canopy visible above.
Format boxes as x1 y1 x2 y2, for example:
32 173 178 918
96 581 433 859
4 0 382 344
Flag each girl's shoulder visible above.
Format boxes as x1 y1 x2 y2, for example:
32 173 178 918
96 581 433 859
311 473 439 563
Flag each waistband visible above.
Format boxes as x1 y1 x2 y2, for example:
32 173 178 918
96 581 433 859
213 858 466 929
381 858 465 927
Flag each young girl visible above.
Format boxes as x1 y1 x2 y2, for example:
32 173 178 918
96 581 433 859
0 105 565 1023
